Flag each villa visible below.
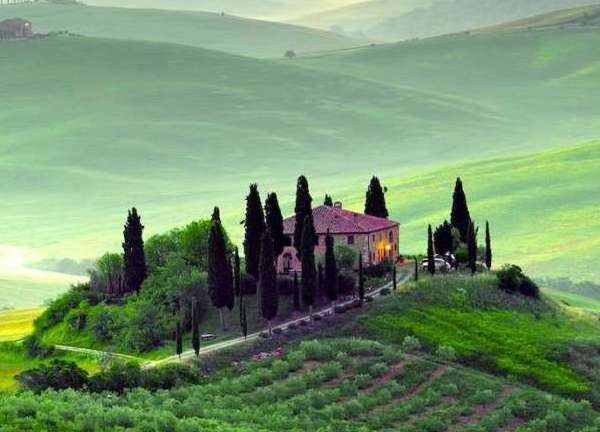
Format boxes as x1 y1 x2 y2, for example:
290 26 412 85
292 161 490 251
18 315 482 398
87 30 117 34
277 202 400 274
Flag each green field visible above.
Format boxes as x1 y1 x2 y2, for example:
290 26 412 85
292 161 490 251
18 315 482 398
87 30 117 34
543 288 600 313
0 309 44 342
0 3 363 58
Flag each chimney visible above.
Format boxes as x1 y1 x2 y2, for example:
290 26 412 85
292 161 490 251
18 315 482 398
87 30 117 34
333 201 342 209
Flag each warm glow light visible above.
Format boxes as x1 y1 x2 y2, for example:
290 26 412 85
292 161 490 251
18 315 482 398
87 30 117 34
385 244 392 251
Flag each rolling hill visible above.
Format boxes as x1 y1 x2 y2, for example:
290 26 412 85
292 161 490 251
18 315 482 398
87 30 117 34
0 3 363 58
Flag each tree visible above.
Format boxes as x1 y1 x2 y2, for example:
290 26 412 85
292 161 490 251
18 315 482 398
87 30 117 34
324 231 338 305
240 290 248 340
467 222 478 275
434 220 456 255
211 206 221 223
284 49 296 59
393 264 397 291
208 215 234 330
191 299 200 358
259 229 278 335
414 256 419 281
450 178 472 242
324 194 333 206
122 207 147 294
244 184 265 279
294 175 314 255
175 319 183 359
293 272 300 310
89 253 125 297
427 225 436 275
358 254 365 304
485 221 492 270
317 263 324 298
265 192 285 259
364 176 389 219
233 247 241 297
300 215 316 316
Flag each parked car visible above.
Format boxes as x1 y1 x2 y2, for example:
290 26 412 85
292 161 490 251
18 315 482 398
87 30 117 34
421 257 453 272
201 333 216 341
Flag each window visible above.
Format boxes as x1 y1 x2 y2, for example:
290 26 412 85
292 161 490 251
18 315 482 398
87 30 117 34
389 231 394 242
347 235 355 245
372 234 375 242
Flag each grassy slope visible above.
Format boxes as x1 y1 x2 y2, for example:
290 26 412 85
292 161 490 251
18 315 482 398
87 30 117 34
544 288 600 313
0 308 44 342
0 3 363 58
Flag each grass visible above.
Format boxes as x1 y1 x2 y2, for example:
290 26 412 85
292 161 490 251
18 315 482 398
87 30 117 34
0 308 44 342
0 3 363 58
363 273 600 396
543 288 600 313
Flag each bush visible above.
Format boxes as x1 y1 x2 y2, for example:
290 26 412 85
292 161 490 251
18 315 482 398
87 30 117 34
338 270 356 295
335 245 357 270
123 301 168 352
90 309 124 343
497 265 540 298
435 345 457 362
88 362 142 393
276 275 294 296
66 304 88 331
33 284 89 331
16 360 88 393
287 350 306 371
380 287 392 296
402 336 422 353
369 362 388 378
364 260 393 278
23 335 55 358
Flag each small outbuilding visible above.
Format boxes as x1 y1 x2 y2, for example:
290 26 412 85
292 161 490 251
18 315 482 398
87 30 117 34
0 18 33 40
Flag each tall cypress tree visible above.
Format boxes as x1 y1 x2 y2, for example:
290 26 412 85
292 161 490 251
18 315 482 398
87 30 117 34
450 178 472 242
467 222 478 276
294 176 314 256
175 319 183 359
265 192 285 260
191 298 200 358
358 254 365 304
244 184 265 279
485 221 492 270
324 195 333 207
427 225 436 275
364 177 389 219
393 264 397 291
300 215 316 316
233 247 241 297
208 215 234 330
239 289 248 340
259 229 278 335
414 256 419 281
317 263 324 299
122 207 147 294
211 206 221 223
293 272 300 311
324 230 338 305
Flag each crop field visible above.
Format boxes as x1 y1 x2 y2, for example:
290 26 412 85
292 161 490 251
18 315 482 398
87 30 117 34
0 338 598 430
0 308 44 342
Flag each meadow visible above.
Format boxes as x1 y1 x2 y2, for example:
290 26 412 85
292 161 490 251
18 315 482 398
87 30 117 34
0 309 44 342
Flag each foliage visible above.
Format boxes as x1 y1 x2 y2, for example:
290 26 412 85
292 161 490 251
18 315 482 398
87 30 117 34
294 175 314 255
88 253 125 297
324 194 333 206
498 265 540 298
485 221 492 270
334 245 357 270
300 215 316 310
433 220 457 255
259 230 278 327
467 222 478 275
207 216 234 316
364 176 388 218
244 184 265 279
324 231 338 303
122 207 147 294
450 177 472 242
427 225 435 275
22 335 55 359
15 360 88 393
123 301 168 352
265 192 285 258
363 259 392 278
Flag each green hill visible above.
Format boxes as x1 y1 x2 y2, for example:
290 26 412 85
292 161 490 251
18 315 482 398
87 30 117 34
0 3 363 58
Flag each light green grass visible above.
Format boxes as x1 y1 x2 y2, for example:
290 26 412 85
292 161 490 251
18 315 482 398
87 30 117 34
0 308 44 342
543 288 600 313
0 3 363 58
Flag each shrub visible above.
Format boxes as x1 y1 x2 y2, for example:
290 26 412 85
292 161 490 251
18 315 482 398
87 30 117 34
271 360 290 380
300 340 335 361
88 362 142 393
402 336 422 353
335 245 357 270
338 270 356 294
435 345 457 362
33 283 88 331
66 304 88 331
276 275 294 296
497 265 540 298
16 360 88 393
123 301 168 352
23 335 55 358
364 260 393 278
380 287 392 296
287 350 306 371
369 362 388 378
90 309 123 343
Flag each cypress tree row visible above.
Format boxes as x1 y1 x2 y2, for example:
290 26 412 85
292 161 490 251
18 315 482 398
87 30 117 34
450 178 472 242
264 192 285 260
208 213 234 330
122 207 147 294
485 221 492 270
233 247 241 297
324 194 333 207
259 229 278 335
300 215 316 316
324 230 338 305
191 298 200 358
364 176 389 219
358 254 365 304
467 222 478 276
293 272 300 311
427 225 436 275
293 176 314 256
244 184 265 279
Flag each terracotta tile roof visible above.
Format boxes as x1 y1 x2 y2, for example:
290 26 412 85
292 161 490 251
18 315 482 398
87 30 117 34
283 205 399 235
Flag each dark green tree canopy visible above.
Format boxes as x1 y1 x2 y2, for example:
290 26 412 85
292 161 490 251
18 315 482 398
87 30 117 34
294 175 314 255
265 192 285 259
208 218 234 311
324 194 333 206
300 215 316 309
211 206 221 223
451 178 472 242
427 224 436 275
244 184 265 279
364 176 389 219
485 221 493 270
434 220 456 255
259 229 278 322
467 222 479 275
324 231 338 303
122 207 147 294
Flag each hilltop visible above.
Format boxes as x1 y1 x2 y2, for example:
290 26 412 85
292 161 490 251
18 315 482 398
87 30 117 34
0 3 363 57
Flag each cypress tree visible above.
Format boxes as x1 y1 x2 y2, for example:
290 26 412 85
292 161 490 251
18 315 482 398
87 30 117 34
191 299 200 358
467 222 478 276
317 263 324 299
324 195 333 206
259 229 278 335
122 207 147 294
324 230 338 305
211 206 221 223
393 264 397 291
208 214 234 330
239 290 248 340
450 178 472 242
300 215 316 316
265 192 285 260
364 176 389 219
233 247 241 297
434 220 455 255
485 221 492 270
175 319 183 359
358 254 365 304
414 256 419 281
244 184 265 279
293 272 300 311
294 176 314 256
427 225 436 275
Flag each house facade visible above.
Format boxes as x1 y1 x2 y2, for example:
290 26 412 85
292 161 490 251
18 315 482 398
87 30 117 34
277 202 400 274
0 18 33 40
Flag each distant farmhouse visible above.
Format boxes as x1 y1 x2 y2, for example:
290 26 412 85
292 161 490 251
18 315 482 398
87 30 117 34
277 202 400 274
0 18 33 40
